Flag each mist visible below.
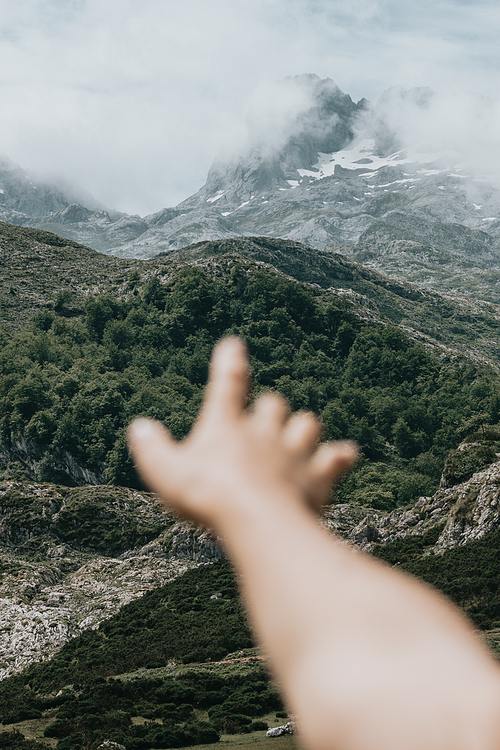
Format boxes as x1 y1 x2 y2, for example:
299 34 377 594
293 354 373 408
360 86 500 184
0 0 499 215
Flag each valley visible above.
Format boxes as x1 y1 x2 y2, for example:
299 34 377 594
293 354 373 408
2 73 500 750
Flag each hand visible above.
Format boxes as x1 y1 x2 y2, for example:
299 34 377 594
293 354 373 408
127 337 358 530
128 337 500 750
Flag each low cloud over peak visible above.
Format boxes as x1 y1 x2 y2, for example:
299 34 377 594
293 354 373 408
0 1 499 214
358 85 500 184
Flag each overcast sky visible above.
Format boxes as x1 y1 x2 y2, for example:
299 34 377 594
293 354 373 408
0 0 499 216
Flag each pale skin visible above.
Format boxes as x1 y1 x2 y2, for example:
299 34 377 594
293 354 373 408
128 336 500 750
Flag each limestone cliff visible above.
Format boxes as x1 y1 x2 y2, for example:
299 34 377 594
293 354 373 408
0 481 222 680
2 445 500 680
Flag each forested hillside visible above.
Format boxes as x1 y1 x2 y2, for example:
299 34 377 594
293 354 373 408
2 530 500 750
2 259 500 508
3 224 500 749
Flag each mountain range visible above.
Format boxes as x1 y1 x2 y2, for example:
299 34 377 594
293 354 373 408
1 221 500 687
2 74 500 303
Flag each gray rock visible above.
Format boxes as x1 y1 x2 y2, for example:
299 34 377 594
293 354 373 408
0 480 222 680
322 458 500 554
266 721 297 737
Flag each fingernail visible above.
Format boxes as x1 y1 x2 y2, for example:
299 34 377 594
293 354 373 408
219 336 244 353
129 418 155 440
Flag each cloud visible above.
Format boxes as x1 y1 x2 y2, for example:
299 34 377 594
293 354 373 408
358 85 500 185
243 76 320 157
0 0 499 214
1 0 294 213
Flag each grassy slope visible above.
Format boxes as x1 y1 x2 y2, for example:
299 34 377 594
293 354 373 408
1 528 500 747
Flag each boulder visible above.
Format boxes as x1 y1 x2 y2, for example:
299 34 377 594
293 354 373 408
266 721 297 737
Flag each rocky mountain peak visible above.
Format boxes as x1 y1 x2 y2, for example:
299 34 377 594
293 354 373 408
187 75 364 208
1 75 500 309
0 156 70 217
0 153 110 224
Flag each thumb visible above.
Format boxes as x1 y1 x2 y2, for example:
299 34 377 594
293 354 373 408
127 418 181 505
307 441 359 510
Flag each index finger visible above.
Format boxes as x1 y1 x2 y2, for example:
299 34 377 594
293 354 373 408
200 336 250 422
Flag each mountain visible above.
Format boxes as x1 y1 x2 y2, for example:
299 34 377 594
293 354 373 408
2 224 500 369
3 77 500 747
0 153 153 256
3 222 500 512
0 155 111 220
3 75 500 306
2 220 500 746
1 430 500 684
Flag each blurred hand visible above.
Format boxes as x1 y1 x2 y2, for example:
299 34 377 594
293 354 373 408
127 336 357 529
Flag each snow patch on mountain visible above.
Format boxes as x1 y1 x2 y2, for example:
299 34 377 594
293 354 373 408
297 139 460 182
206 190 226 203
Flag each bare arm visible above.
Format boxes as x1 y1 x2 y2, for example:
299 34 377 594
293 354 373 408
128 337 500 750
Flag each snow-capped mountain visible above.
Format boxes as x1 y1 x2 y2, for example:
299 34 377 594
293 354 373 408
3 74 500 302
150 136 499 258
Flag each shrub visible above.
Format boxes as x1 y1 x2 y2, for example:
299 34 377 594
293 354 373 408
249 721 268 731
0 730 48 749
441 441 500 488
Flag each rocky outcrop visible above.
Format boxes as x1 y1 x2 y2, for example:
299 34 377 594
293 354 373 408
136 521 223 565
266 721 297 737
0 480 222 680
323 458 500 554
1 433 105 485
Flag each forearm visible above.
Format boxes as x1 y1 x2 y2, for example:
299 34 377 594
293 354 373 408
128 338 500 750
216 495 500 750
